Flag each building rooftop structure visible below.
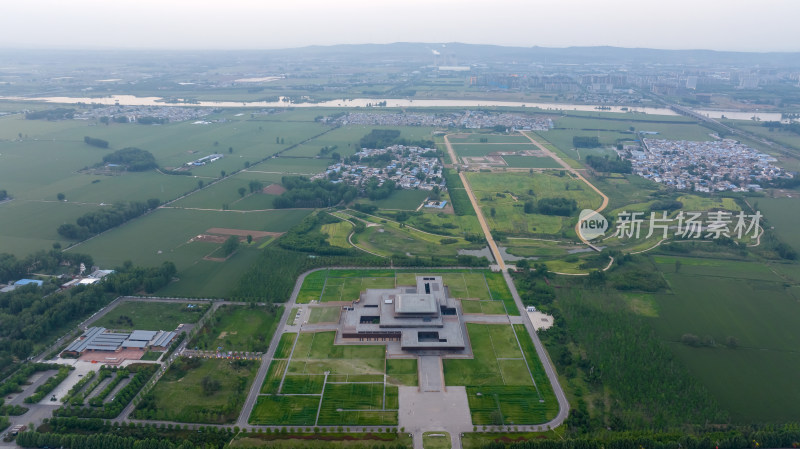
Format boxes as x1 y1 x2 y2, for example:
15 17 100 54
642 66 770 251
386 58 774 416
341 276 465 350
62 326 178 357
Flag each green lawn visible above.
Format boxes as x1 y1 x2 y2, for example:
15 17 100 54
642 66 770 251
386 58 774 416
308 306 342 324
93 301 207 331
253 329 406 426
134 357 258 423
465 171 602 238
442 324 558 425
423 432 451 449
189 305 280 352
385 358 418 386
250 395 320 426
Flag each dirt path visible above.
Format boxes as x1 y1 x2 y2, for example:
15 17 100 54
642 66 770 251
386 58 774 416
444 134 506 270
519 132 610 250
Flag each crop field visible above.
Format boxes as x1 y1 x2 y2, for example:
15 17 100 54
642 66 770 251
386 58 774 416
66 207 309 269
93 300 208 331
448 134 533 144
465 171 602 237
252 330 410 426
0 200 101 256
756 197 800 251
189 305 280 352
134 357 258 423
156 245 265 298
443 324 557 424
451 143 536 158
647 257 800 422
0 107 338 256
501 155 562 168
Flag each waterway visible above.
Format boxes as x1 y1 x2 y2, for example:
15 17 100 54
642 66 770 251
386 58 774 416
694 109 783 122
0 94 679 115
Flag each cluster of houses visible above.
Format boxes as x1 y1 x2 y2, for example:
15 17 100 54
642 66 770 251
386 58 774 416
629 138 793 192
76 105 214 123
333 110 553 131
313 145 445 191
0 268 114 293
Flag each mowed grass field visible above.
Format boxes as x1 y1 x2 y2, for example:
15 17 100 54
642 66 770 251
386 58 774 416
189 304 280 353
252 330 410 426
465 171 602 236
92 300 208 331
648 256 800 422
443 324 558 425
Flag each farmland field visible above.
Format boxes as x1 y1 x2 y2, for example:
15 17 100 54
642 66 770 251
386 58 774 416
66 207 309 269
648 257 800 422
502 155 562 168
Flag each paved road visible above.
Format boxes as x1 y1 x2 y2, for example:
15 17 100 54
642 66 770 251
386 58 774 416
503 270 570 428
445 133 571 429
235 269 316 427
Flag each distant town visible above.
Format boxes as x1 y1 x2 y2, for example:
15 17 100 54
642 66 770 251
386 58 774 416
629 138 794 192
312 145 444 191
332 110 553 130
76 105 216 123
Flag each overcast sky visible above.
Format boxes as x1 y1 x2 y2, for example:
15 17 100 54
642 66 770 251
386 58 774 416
2 0 798 52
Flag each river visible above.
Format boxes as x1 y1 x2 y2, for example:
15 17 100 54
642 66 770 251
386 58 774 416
0 94 679 115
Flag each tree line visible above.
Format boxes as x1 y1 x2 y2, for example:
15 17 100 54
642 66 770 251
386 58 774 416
101 148 158 171
0 248 93 283
57 200 159 240
273 176 358 209
481 425 800 449
585 154 632 174
84 136 109 149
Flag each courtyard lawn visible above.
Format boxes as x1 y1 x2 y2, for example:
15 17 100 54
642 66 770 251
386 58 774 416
308 306 342 324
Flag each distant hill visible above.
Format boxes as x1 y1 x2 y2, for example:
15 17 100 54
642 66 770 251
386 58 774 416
1 43 798 68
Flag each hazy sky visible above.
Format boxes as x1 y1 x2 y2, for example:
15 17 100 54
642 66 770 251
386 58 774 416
2 0 799 52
